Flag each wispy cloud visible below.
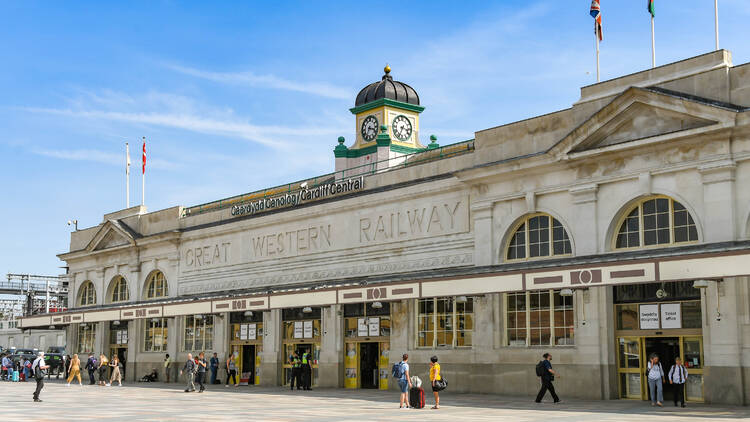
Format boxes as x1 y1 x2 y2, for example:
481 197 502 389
20 90 347 150
31 147 178 170
166 64 352 100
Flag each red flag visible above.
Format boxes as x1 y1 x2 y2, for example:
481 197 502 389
142 140 146 174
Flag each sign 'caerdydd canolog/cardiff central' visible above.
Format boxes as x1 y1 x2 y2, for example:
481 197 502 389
230 176 364 217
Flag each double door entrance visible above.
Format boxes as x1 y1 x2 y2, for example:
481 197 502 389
229 344 261 385
282 342 320 388
344 341 390 389
617 336 704 402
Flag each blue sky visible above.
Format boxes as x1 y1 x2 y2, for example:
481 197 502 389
1 0 749 276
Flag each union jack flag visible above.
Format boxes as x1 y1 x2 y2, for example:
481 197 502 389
590 0 603 41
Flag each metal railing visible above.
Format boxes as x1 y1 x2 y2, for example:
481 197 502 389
2 274 70 317
182 139 475 217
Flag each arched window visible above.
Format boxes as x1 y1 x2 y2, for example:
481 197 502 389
506 214 572 261
109 276 129 303
615 196 698 249
145 270 168 299
78 281 96 307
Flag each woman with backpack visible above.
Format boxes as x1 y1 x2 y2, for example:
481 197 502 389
647 354 666 407
429 355 443 409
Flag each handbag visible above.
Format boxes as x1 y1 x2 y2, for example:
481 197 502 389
434 377 448 391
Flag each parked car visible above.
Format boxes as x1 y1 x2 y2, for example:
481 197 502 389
45 347 67 378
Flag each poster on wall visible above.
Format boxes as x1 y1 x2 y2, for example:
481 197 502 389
294 321 303 339
248 323 257 340
240 324 248 340
303 320 313 338
368 317 380 337
116 331 122 344
357 318 368 337
639 304 660 329
660 303 682 329
121 331 128 344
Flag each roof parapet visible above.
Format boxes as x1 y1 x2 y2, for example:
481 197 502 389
577 49 732 105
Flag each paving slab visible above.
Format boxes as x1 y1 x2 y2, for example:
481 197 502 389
0 379 748 421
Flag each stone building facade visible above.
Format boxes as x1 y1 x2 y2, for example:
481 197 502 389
21 50 750 404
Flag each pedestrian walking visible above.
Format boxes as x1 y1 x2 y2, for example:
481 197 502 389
429 355 442 409
164 354 172 383
535 353 561 403
301 348 312 390
668 356 688 408
181 353 196 392
195 352 207 392
66 354 83 386
31 351 50 402
210 352 219 385
225 354 238 387
394 353 412 409
64 354 71 380
85 353 97 385
289 350 302 390
98 353 109 386
109 356 123 386
647 355 666 406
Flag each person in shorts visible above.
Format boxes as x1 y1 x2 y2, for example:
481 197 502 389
429 355 442 409
397 354 412 409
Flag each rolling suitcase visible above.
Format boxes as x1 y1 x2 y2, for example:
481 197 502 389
408 386 425 409
12 370 19 382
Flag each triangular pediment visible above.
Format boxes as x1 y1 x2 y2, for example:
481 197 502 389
570 102 715 152
551 87 738 158
85 220 136 252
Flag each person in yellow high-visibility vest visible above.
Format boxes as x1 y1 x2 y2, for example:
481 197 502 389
289 351 302 390
301 349 312 390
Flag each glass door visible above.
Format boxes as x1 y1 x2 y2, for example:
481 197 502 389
682 336 704 402
617 337 643 399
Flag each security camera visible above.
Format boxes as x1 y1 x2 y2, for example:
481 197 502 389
67 221 72 225
716 313 722 322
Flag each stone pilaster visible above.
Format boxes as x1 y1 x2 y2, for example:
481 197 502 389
569 184 599 254
318 304 342 387
699 160 736 242
471 202 494 266
260 309 281 386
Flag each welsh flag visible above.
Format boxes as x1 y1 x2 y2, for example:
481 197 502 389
648 0 655 17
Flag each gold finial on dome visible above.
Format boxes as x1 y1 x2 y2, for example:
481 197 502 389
384 64 391 74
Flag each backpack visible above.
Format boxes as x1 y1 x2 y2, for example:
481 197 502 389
535 360 546 377
391 362 405 379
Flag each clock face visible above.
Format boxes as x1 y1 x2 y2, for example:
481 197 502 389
392 115 412 141
360 115 378 142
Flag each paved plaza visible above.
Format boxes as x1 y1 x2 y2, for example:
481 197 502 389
0 380 748 421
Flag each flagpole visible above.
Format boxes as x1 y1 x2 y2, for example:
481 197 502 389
651 15 656 68
595 23 600 83
126 142 130 208
714 0 719 50
141 136 145 207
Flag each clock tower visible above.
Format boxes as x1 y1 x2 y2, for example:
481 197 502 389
334 65 427 173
